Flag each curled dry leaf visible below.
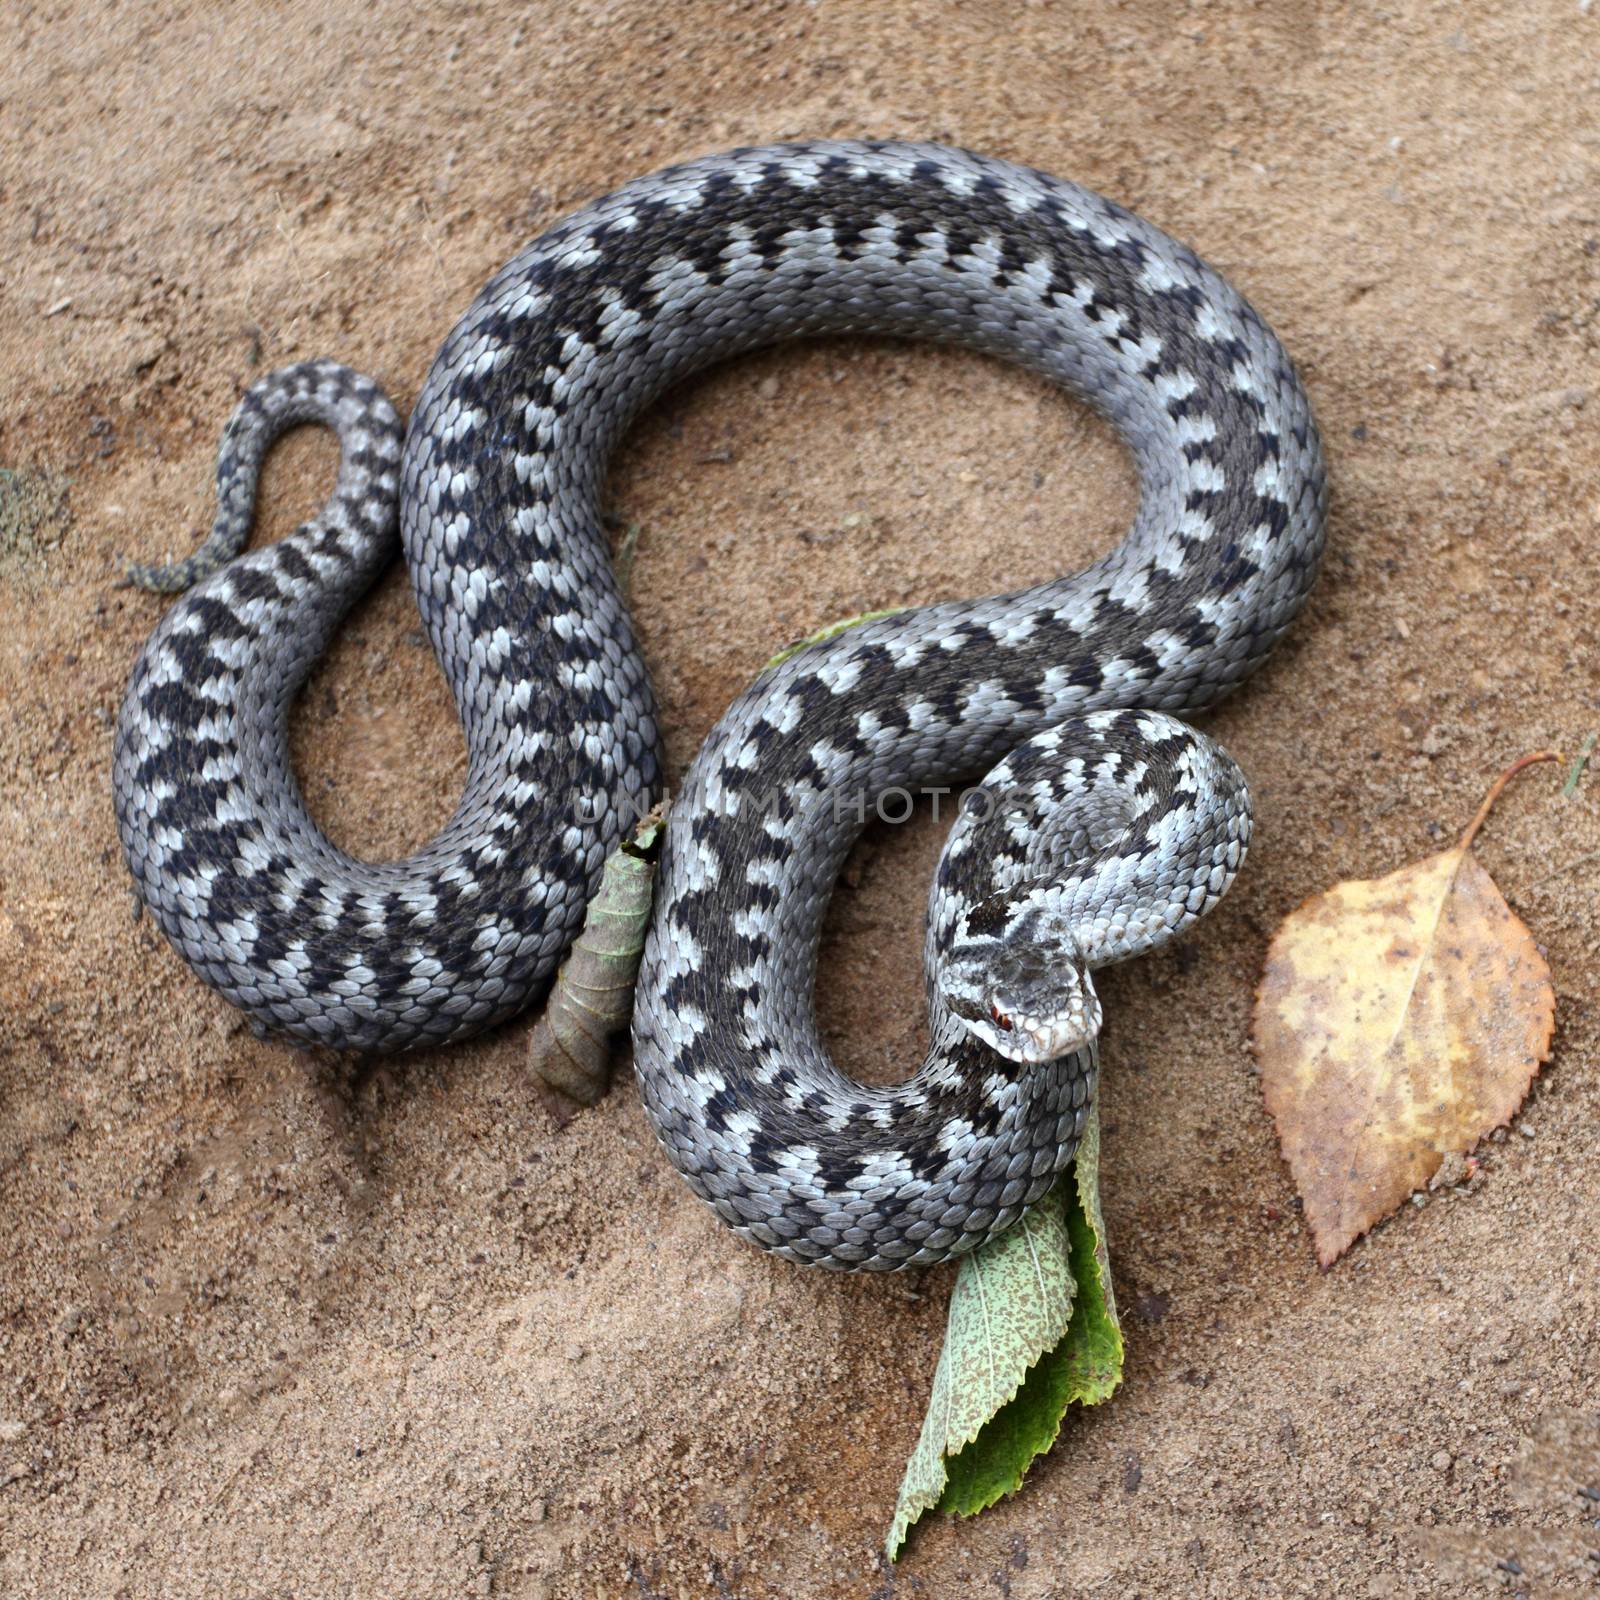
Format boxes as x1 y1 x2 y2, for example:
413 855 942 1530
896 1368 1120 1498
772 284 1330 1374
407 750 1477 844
527 806 666 1105
1252 753 1558 1268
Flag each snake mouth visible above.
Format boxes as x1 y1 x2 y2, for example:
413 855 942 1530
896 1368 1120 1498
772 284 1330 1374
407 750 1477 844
957 1002 1100 1065
943 983 1103 1065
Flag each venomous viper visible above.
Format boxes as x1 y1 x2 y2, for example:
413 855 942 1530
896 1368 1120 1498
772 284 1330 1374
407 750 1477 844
114 141 1326 1271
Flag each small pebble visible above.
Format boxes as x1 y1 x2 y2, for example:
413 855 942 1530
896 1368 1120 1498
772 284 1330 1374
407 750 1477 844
0 1421 27 1444
1135 1292 1171 1324
757 376 779 400
1431 1450 1453 1472
1519 1123 1536 1139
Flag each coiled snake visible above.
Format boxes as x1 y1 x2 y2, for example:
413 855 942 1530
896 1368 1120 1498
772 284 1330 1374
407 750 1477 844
113 142 1326 1271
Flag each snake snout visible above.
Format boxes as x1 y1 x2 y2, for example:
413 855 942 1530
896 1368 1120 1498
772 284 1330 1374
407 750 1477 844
939 938 1103 1065
969 978 1103 1064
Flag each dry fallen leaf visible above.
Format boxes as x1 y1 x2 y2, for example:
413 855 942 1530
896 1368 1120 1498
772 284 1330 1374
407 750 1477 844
526 807 665 1105
1253 752 1558 1267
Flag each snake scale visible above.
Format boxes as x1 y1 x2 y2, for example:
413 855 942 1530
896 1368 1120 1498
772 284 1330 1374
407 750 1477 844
114 142 1326 1271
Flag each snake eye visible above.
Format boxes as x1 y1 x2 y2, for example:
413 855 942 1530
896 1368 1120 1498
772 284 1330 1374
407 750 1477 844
990 1004 1013 1032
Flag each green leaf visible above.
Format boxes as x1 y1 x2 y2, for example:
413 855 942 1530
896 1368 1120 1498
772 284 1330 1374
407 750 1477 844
1060 1102 1124 1406
886 1098 1124 1560
884 1183 1075 1560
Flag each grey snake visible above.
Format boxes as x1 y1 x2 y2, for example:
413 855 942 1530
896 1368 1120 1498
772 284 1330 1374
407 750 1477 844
113 141 1326 1271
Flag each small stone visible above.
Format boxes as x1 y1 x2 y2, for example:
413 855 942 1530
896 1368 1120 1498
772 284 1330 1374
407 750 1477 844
1519 1122 1536 1139
126 332 167 375
757 376 780 400
0 1421 27 1444
1431 1449 1453 1472
1134 1292 1171 1324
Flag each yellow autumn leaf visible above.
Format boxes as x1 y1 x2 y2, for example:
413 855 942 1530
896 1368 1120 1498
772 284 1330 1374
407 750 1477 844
1252 753 1558 1268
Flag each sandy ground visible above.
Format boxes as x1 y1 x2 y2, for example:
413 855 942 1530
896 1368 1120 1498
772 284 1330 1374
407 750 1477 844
3 2 1599 1595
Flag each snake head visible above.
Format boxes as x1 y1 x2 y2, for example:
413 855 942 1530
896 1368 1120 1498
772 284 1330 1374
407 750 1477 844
938 930 1103 1065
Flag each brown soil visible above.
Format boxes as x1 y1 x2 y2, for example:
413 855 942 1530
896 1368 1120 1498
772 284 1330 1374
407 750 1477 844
3 3 1597 1596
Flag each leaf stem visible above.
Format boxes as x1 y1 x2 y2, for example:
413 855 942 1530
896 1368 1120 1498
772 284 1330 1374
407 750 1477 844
1458 751 1561 853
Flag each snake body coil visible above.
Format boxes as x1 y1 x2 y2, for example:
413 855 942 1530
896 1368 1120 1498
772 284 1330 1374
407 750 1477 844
114 142 1325 1270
